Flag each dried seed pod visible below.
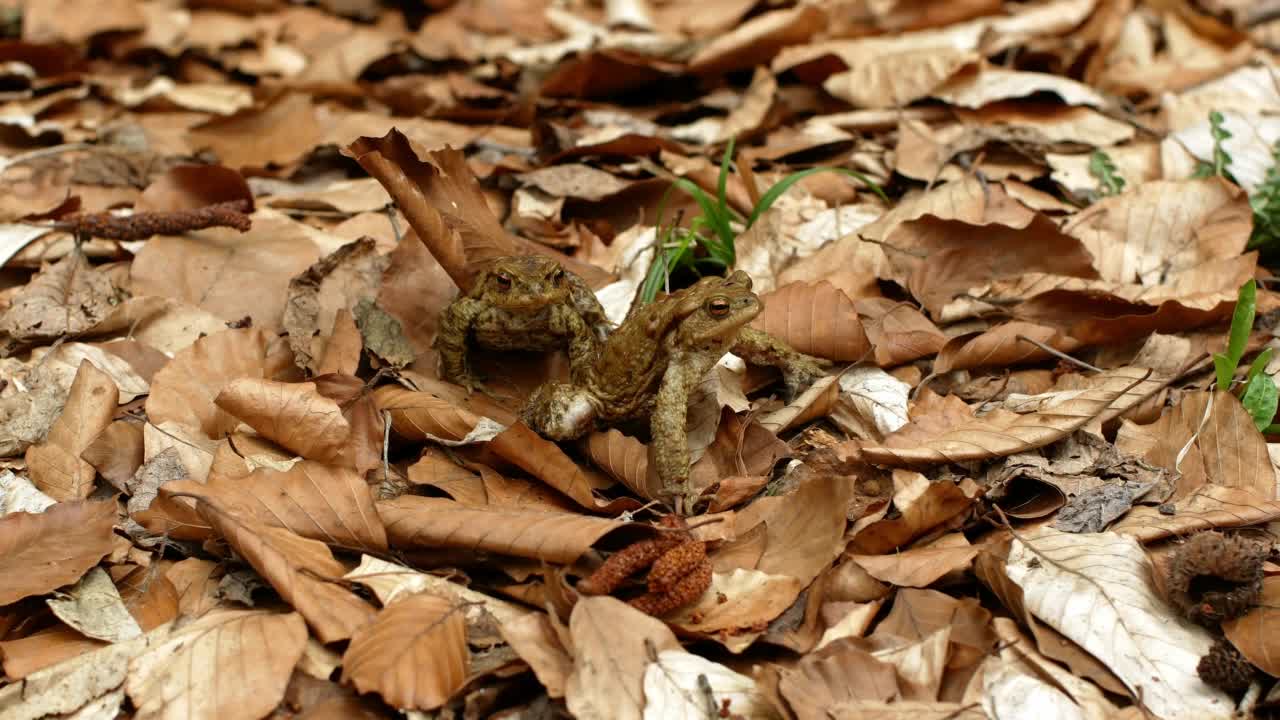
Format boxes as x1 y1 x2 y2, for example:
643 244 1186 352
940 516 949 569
1197 638 1255 694
629 557 712 617
1167 532 1267 625
647 538 706 593
577 534 682 596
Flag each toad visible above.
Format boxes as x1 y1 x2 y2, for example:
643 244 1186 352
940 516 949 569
434 255 611 393
521 270 828 509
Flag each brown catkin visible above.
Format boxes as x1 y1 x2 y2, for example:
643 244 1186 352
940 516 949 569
58 200 252 240
629 558 712 616
577 534 682 596
647 538 706 593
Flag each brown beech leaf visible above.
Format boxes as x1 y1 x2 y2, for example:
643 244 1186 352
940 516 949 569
849 472 977 555
566 597 681 720
688 4 825 76
1124 391 1274 501
377 495 648 564
215 378 350 463
751 280 871 361
342 128 609 292
847 534 978 588
861 366 1166 467
855 298 946 367
488 423 641 513
889 213 1099 318
165 558 221 619
26 360 118 500
1222 576 1280 676
191 498 376 643
1063 177 1250 284
165 460 387 552
146 328 273 440
0 249 120 345
778 638 899 717
81 419 145 493
0 498 116 605
189 93 324 170
583 429 652 499
135 164 254 213
732 475 856 587
935 321 1082 373
373 386 487 443
126 609 307 720
130 210 326 333
342 593 469 711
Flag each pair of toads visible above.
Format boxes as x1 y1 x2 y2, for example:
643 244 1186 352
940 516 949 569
434 255 829 509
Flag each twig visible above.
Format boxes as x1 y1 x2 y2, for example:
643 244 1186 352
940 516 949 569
0 142 94 173
1015 334 1102 373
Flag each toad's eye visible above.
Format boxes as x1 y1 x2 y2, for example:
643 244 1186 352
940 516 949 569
708 298 731 317
494 274 513 290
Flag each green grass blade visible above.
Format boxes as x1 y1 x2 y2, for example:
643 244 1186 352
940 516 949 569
1226 278 1257 366
1246 347 1274 386
747 167 888 228
717 136 736 226
672 177 736 256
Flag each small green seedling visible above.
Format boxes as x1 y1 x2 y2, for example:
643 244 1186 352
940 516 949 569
1088 150 1125 197
1213 278 1278 431
639 138 886 304
1192 110 1237 182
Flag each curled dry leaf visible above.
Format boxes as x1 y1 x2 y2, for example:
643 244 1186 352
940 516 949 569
0 498 116 606
283 237 389 374
667 569 804 653
733 475 856 587
860 366 1167 467
342 129 610 291
856 298 946 367
126 609 307 720
1000 526 1232 720
342 593 469 711
848 472 977 555
751 281 870 362
215 378 351 463
378 495 645 564
1111 484 1280 543
373 385 486 443
191 498 376 643
777 638 899 719
26 360 118 501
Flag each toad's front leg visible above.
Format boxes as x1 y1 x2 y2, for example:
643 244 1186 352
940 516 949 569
652 356 702 514
733 327 831 398
549 305 601 384
433 297 487 393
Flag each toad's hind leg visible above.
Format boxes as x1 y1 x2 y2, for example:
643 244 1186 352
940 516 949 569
733 327 831 398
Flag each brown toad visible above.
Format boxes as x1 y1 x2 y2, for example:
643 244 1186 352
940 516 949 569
434 255 611 393
521 270 828 508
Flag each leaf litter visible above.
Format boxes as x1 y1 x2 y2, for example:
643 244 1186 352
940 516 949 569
2 1 1280 719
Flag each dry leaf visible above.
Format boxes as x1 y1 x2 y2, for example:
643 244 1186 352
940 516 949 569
215 378 350 463
566 597 681 720
26 360 118 500
0 498 116 606
342 593 469 711
127 609 307 720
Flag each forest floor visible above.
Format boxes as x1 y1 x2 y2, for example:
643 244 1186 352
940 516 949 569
2 1 1280 719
